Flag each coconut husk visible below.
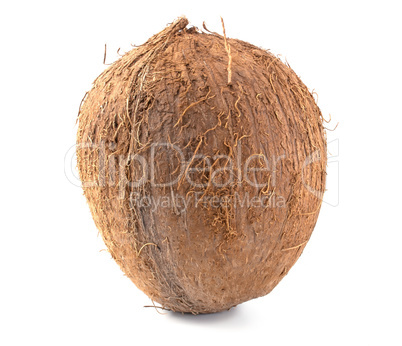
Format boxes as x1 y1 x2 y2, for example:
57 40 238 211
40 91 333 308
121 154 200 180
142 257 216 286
77 17 327 314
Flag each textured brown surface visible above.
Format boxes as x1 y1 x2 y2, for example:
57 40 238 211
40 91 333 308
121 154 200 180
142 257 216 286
77 17 327 314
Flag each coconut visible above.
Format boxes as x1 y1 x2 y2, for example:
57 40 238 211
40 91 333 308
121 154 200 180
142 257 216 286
76 17 327 314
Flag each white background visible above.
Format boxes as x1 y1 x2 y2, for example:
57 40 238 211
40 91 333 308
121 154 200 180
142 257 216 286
1 0 401 345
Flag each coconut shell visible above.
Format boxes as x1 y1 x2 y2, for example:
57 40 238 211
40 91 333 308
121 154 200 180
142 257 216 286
77 17 327 314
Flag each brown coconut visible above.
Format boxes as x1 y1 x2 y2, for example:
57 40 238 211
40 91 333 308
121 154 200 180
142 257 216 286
76 17 327 314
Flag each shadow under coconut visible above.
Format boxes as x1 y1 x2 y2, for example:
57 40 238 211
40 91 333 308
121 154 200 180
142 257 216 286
166 305 249 328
